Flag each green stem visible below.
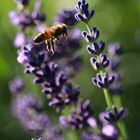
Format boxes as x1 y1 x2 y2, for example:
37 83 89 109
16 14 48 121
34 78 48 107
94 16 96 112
103 88 113 109
118 121 128 140
86 23 91 35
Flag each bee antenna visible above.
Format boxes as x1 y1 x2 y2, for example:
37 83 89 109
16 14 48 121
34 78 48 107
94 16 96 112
67 26 76 29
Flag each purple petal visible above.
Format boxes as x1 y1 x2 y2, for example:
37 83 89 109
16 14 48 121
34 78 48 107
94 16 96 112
14 33 25 47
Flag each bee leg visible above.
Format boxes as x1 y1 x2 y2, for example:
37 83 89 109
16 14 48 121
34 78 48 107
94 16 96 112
56 37 60 44
50 39 55 55
65 30 68 36
46 40 51 52
63 27 68 36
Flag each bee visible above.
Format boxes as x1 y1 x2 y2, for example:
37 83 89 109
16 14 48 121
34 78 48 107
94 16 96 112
34 23 68 55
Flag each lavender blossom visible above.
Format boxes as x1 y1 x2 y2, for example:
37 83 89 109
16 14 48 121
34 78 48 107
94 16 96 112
54 9 77 26
107 43 124 94
74 1 128 139
9 0 46 30
16 41 81 111
75 0 95 23
82 124 118 140
82 27 100 43
12 94 49 132
60 100 94 129
41 126 64 140
13 6 83 111
9 77 64 139
90 54 110 70
92 73 115 88
103 106 128 123
9 77 25 95
14 32 26 47
87 42 105 55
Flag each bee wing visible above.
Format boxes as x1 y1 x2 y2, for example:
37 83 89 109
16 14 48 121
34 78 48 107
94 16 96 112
34 20 50 32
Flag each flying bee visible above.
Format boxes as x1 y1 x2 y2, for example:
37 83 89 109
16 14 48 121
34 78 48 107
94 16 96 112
33 23 68 55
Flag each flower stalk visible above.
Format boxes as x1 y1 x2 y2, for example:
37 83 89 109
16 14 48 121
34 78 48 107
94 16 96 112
74 0 128 139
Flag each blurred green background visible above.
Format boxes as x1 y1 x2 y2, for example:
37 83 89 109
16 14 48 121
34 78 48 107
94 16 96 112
0 0 140 140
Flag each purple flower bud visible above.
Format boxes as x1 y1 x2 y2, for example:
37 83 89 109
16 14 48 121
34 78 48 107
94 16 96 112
17 51 28 64
87 41 105 55
92 72 115 88
31 11 46 22
91 27 99 39
102 124 118 138
75 13 85 21
9 11 20 25
90 54 109 70
14 33 26 47
108 43 123 56
59 116 69 126
82 31 92 42
103 105 128 123
87 117 97 128
89 10 95 18
75 0 95 23
9 77 25 95
60 100 94 129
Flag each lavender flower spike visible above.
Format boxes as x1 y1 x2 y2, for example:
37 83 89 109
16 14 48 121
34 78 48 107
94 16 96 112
12 94 49 132
60 100 94 129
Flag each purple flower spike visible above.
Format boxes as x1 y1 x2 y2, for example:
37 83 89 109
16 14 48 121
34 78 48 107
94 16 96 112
12 94 49 132
92 72 115 88
54 9 77 26
60 100 94 129
9 0 46 31
103 105 128 123
48 83 80 111
75 0 95 23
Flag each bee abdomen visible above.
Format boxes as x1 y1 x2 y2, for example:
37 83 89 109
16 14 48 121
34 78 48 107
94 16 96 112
34 33 46 44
